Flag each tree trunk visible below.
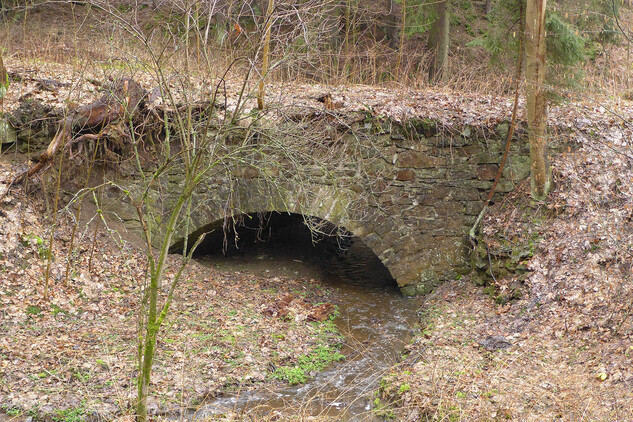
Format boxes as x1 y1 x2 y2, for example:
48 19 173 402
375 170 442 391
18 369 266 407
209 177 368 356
136 283 157 422
0 51 7 111
427 0 449 83
203 0 219 46
257 0 274 110
342 0 356 80
485 0 493 14
0 51 10 145
524 0 551 200
324 4 344 49
395 0 406 79
383 0 401 50
136 184 193 422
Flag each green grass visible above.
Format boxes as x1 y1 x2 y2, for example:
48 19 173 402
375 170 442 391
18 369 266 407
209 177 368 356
4 407 22 417
272 344 345 385
53 403 86 422
26 305 42 316
272 315 345 385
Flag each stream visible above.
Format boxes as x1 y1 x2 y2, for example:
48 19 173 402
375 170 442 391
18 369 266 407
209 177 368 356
192 215 421 421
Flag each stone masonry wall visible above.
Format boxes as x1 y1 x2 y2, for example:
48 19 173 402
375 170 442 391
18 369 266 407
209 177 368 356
108 115 530 295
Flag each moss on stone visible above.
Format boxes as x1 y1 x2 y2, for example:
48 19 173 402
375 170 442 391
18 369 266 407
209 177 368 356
400 285 417 297
407 118 438 137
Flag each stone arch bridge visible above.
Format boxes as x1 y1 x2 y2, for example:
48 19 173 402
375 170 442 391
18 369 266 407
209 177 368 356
108 113 530 295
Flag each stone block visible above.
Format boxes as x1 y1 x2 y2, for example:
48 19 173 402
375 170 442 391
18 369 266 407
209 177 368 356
461 180 494 190
407 118 437 137
430 185 451 199
375 221 398 238
425 217 471 235
240 166 260 179
365 160 391 176
496 179 517 193
393 194 416 206
362 232 383 248
463 201 484 216
403 205 437 221
380 230 404 249
379 248 396 266
443 186 482 201
476 164 498 181
460 126 473 140
471 151 502 164
415 168 447 180
400 285 417 296
397 150 442 168
503 155 531 182
414 283 434 295
392 237 422 257
447 169 475 180
396 169 416 181
496 121 510 138
399 268 439 295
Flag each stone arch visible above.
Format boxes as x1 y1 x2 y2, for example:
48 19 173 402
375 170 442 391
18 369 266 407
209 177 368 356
169 181 412 290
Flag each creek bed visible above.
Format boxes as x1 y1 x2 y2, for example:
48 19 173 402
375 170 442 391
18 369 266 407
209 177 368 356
192 217 420 421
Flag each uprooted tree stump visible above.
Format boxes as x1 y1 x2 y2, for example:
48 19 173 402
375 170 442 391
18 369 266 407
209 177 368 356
14 77 147 184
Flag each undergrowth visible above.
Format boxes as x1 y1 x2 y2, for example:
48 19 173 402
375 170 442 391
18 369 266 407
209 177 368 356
272 318 345 385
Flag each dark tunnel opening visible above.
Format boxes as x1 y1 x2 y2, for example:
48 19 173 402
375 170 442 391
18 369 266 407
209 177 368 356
183 212 399 292
193 213 351 257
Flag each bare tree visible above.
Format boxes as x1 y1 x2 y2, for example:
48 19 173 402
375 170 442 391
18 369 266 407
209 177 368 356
395 0 406 79
258 0 274 110
0 50 7 112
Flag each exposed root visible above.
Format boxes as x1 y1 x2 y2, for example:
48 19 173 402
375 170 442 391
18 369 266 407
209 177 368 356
12 78 146 185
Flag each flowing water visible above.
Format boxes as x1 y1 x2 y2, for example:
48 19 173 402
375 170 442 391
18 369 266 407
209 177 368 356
193 215 421 421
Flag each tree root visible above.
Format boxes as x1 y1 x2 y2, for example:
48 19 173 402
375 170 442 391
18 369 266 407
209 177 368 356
12 78 146 186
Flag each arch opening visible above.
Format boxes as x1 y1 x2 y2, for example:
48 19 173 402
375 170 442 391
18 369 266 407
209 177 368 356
179 212 399 292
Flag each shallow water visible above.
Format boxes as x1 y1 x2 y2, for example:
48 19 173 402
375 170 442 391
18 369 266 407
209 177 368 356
193 220 420 421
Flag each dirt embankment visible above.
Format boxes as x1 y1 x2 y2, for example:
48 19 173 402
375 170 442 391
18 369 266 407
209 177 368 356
376 107 633 420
